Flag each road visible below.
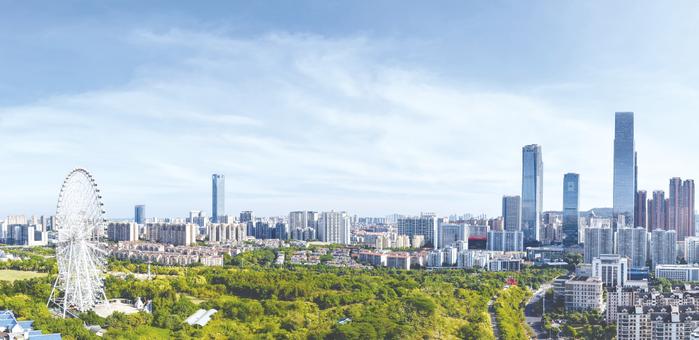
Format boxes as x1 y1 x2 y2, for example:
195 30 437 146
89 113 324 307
524 283 552 339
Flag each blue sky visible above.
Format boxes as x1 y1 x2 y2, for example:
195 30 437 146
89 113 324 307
2 1 699 218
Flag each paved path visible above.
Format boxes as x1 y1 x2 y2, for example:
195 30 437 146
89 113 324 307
487 298 500 339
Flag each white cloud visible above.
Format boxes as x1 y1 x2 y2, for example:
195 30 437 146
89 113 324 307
2 28 698 218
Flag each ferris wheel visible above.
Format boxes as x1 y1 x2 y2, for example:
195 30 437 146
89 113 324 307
47 168 107 317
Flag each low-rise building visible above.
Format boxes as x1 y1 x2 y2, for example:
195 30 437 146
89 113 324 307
564 276 604 312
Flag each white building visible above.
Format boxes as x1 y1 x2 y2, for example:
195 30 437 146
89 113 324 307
107 222 139 242
686 237 699 264
592 254 630 288
564 276 604 312
318 211 351 245
655 264 699 281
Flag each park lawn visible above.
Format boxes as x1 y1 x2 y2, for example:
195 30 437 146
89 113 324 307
0 269 47 282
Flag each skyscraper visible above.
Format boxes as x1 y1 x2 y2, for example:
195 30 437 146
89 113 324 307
502 195 521 231
667 178 695 240
134 205 146 224
680 179 695 240
398 214 439 248
669 177 682 232
522 144 543 242
648 190 667 231
635 190 647 229
613 112 635 231
211 174 225 223
563 173 580 246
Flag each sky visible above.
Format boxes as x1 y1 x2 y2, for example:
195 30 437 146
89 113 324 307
2 1 699 218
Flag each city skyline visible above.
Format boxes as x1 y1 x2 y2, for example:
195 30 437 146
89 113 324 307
3 2 699 218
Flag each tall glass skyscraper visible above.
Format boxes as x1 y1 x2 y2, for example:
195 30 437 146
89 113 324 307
613 112 635 231
522 144 543 242
212 174 225 223
502 195 521 231
134 205 146 224
562 173 580 246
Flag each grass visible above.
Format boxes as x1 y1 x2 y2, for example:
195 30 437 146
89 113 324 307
0 269 47 282
182 294 206 305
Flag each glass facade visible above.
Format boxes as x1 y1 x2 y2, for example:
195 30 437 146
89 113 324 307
613 112 635 230
522 144 543 242
212 174 225 223
502 195 521 231
134 204 146 224
563 173 580 246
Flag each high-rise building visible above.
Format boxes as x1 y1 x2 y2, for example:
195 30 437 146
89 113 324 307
486 230 523 252
617 227 648 269
207 223 246 244
398 214 439 248
648 190 667 231
651 229 677 269
669 177 682 232
239 211 253 223
634 190 647 229
438 223 469 249
211 174 225 223
502 195 521 231
145 223 197 246
681 179 695 240
107 222 139 242
667 178 695 240
685 237 699 264
613 112 636 231
522 144 543 242
134 205 146 224
318 211 351 245
584 227 614 264
563 173 580 246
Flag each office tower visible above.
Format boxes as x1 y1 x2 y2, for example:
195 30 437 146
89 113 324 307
211 174 225 223
438 223 469 249
522 144 543 242
486 230 523 252
591 254 629 288
145 223 197 246
617 227 648 268
648 191 667 231
634 190 647 229
651 229 677 269
318 211 351 245
613 112 635 231
397 214 439 248
584 227 614 264
563 173 580 246
107 222 139 242
134 205 146 224
502 195 521 231
685 237 699 264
